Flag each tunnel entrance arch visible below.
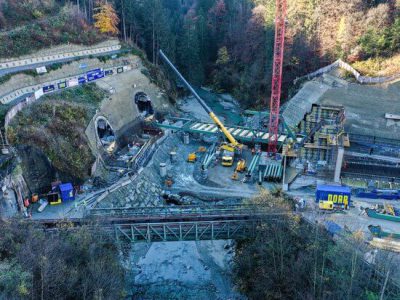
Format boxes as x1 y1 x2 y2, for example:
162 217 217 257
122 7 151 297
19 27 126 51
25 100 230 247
95 116 116 152
134 91 154 116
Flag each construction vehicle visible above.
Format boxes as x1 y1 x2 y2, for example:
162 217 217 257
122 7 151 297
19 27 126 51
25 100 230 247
221 143 235 167
187 146 208 163
236 159 247 172
187 152 197 163
159 50 243 166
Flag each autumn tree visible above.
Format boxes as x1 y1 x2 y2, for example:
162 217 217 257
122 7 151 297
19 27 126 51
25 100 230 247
93 2 120 35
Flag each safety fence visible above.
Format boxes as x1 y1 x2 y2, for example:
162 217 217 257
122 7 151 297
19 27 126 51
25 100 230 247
297 59 400 84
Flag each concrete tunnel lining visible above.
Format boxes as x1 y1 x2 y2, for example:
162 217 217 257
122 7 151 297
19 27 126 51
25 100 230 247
95 116 116 149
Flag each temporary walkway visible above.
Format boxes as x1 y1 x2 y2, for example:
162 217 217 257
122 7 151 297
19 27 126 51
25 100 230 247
155 117 288 145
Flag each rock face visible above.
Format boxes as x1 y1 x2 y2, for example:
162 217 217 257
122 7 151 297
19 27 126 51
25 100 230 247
8 89 103 192
129 241 244 300
16 145 56 193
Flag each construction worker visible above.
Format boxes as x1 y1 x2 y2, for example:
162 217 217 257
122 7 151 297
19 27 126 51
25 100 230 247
251 148 255 155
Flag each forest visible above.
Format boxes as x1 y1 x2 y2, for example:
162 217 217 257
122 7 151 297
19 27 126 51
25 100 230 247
1 0 399 106
79 0 400 106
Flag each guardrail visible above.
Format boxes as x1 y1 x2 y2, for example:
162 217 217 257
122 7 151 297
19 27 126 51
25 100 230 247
0 43 121 71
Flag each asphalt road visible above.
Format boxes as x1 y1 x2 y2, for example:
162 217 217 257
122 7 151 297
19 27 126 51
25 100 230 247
0 50 124 77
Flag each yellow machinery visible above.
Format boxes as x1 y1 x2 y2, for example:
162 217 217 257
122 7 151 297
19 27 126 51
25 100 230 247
318 200 346 211
159 50 243 164
187 152 197 163
319 201 334 210
236 159 246 172
386 204 396 216
231 171 239 180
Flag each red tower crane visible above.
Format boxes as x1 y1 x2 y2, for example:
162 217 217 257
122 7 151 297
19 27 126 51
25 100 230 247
267 0 287 154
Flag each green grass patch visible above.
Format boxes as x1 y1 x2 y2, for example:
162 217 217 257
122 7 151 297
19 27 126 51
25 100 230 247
352 53 400 77
40 84 106 111
0 74 12 85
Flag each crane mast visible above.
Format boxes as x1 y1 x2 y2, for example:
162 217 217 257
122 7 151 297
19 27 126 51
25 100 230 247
267 0 287 154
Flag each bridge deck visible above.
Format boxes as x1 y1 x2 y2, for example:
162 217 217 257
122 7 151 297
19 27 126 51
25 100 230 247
154 117 287 145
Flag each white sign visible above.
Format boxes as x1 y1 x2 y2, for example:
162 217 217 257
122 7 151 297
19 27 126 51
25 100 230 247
68 78 79 87
34 88 44 99
36 66 47 74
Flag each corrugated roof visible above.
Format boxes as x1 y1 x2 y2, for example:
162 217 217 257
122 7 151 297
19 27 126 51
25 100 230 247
282 80 331 128
317 185 351 193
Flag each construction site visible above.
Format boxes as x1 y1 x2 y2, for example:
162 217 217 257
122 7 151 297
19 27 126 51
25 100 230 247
1 0 400 298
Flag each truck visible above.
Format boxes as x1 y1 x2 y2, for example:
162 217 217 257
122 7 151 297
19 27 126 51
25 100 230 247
221 144 235 167
316 185 351 210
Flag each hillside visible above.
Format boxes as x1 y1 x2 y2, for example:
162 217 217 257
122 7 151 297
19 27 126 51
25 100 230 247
0 1 106 58
7 85 106 192
110 0 400 106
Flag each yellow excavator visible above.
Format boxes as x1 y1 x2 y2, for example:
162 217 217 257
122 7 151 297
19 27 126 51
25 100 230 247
159 50 243 167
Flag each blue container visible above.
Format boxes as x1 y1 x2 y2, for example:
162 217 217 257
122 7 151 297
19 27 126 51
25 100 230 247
316 185 351 206
59 183 75 201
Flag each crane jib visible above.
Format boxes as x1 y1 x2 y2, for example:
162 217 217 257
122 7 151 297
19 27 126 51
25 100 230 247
159 50 241 149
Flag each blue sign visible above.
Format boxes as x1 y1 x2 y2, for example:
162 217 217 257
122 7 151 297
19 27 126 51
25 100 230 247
42 85 55 93
79 63 88 69
78 77 86 84
87 71 104 82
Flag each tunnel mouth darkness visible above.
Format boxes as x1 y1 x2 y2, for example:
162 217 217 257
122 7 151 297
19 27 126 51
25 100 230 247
96 117 116 152
135 91 154 116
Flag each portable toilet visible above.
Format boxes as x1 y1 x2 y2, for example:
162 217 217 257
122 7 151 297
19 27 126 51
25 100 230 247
59 183 75 201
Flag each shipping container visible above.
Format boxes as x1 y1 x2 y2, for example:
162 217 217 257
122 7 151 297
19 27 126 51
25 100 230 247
316 185 351 206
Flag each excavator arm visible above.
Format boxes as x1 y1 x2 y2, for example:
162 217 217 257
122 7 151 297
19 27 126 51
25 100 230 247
159 50 242 149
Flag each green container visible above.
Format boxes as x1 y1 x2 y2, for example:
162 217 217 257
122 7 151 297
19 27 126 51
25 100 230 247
366 208 400 223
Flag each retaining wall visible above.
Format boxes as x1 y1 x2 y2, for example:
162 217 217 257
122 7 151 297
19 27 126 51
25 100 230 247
297 59 400 84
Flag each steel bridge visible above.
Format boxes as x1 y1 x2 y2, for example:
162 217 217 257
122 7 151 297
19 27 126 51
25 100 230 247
38 205 288 243
112 219 259 243
153 116 289 145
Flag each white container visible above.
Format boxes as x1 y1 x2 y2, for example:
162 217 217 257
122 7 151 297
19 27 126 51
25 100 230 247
170 151 177 163
183 133 190 145
160 163 167 177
